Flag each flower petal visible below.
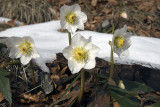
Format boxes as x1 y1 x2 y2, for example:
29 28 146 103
63 46 73 60
88 44 100 59
68 58 84 74
84 59 96 69
71 33 90 48
32 49 40 58
20 55 32 65
72 4 81 12
121 24 127 34
77 12 87 23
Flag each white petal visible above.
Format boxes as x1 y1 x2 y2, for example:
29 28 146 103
121 25 127 34
69 25 78 33
9 47 17 58
77 12 87 23
32 49 40 58
60 5 70 18
68 58 84 74
76 19 84 30
20 55 32 65
88 44 100 59
72 4 81 12
113 29 121 38
84 59 96 69
71 33 89 48
120 50 129 58
63 46 73 60
60 19 68 29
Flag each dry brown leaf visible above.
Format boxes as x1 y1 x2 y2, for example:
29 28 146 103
60 66 67 75
20 22 25 26
108 78 116 86
127 26 135 31
88 90 110 107
0 92 4 102
91 0 98 7
138 30 151 37
60 74 68 79
8 19 16 27
64 93 78 107
2 21 6 25
23 94 39 102
102 8 112 14
138 1 154 12
113 99 121 107
108 0 118 6
51 75 60 80
57 86 63 92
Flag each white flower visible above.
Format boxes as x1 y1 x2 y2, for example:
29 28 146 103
63 33 100 74
6 36 40 65
60 4 87 33
112 25 132 58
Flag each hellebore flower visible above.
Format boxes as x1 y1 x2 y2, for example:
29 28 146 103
60 4 87 33
63 33 100 74
112 25 132 58
7 36 40 65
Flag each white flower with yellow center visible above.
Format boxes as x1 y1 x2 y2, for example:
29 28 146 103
60 4 87 33
7 36 40 65
112 25 132 58
63 33 100 74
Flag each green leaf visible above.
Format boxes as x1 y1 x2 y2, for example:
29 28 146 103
109 90 140 107
0 43 7 48
0 68 12 103
151 101 160 107
61 73 80 98
123 80 154 92
108 85 137 95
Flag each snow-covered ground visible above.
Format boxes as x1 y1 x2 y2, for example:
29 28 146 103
0 17 160 72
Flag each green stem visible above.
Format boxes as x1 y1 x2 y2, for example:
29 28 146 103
5 61 21 65
68 32 71 45
109 41 114 79
30 60 37 87
77 69 85 104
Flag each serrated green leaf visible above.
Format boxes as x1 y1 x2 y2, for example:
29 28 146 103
109 90 140 107
108 84 137 95
151 101 160 107
0 68 12 103
123 80 154 92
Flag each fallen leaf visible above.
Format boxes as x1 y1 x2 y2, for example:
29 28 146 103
8 19 16 27
108 0 118 6
0 92 4 102
91 0 98 7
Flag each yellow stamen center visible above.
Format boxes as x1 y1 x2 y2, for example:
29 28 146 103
18 41 32 55
72 47 88 63
65 11 77 24
114 36 125 49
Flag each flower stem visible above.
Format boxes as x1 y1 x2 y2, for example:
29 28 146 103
5 61 21 65
0 60 21 68
109 41 114 79
68 32 71 45
77 68 85 104
30 60 37 87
